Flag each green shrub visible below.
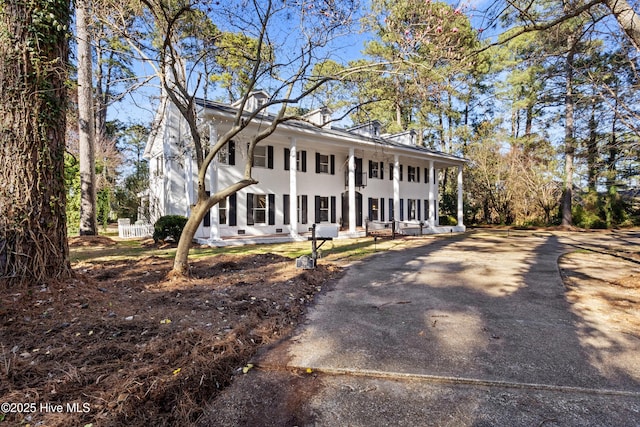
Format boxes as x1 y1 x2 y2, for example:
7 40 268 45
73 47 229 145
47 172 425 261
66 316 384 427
439 215 458 226
153 215 188 243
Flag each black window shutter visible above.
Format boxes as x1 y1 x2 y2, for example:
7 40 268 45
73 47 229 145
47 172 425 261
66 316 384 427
389 198 394 220
424 168 428 183
228 141 236 165
400 199 404 221
380 162 384 180
416 167 420 183
267 146 274 169
330 155 335 175
314 196 321 223
424 199 429 220
268 194 276 225
283 195 290 224
368 197 373 220
284 148 290 171
246 193 254 225
368 160 373 178
315 152 321 173
417 200 421 221
331 196 336 223
229 194 237 226
203 191 211 227
400 165 403 181
301 151 307 172
389 163 393 180
301 195 308 224
380 198 385 222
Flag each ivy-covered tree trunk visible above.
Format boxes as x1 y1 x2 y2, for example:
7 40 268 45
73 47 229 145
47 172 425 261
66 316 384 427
0 0 72 283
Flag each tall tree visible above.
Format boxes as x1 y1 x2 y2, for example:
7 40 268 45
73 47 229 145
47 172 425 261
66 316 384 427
357 0 483 146
0 0 72 282
120 0 358 276
562 16 579 227
76 0 98 235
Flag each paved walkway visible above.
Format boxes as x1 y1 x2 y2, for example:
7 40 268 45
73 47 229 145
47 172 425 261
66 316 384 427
203 230 640 426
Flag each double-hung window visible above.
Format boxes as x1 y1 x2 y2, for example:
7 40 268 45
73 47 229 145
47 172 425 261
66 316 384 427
318 154 329 173
251 145 273 168
406 199 422 221
315 153 335 174
369 198 379 221
219 141 235 165
318 197 329 222
219 198 227 225
408 166 417 182
284 148 307 171
369 161 384 179
370 162 379 178
253 194 267 224
253 146 267 168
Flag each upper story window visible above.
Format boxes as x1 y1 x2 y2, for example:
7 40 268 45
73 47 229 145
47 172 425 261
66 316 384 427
318 154 329 173
254 146 267 167
251 145 274 169
155 154 163 176
315 153 335 175
218 140 235 165
370 161 379 178
284 148 307 172
369 161 384 179
408 166 419 182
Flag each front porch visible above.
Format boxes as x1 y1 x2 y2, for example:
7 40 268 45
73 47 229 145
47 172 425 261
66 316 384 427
195 222 466 247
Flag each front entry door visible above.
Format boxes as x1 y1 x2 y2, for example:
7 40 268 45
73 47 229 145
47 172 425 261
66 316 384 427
341 191 363 228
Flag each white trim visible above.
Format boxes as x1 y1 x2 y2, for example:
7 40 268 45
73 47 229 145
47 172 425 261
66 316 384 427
348 148 356 233
289 137 299 238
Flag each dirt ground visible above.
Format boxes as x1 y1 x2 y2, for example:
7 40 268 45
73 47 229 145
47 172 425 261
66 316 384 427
1 232 638 426
0 236 342 426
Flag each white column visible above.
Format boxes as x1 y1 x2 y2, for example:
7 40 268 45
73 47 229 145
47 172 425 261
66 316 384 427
428 160 435 227
209 125 220 240
457 164 464 227
393 155 400 222
435 169 440 225
348 148 356 233
289 137 299 238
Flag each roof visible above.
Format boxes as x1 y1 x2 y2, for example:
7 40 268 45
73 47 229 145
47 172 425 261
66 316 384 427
195 98 466 166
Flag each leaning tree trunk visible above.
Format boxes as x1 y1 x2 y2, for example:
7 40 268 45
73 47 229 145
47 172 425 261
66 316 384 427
0 0 73 283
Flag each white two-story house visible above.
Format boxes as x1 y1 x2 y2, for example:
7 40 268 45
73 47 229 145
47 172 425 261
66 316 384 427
142 91 466 244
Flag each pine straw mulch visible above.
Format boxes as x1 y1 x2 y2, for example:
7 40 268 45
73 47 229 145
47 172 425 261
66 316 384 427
0 240 343 426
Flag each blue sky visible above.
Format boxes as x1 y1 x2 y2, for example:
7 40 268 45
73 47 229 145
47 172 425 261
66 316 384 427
106 0 496 127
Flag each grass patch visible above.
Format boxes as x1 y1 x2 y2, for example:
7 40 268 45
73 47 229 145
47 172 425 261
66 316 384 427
69 235 434 266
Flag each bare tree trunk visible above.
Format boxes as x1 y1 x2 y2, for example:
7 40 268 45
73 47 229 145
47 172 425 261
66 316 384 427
77 0 98 235
94 37 108 142
586 103 598 192
0 0 72 283
171 179 256 276
562 30 577 227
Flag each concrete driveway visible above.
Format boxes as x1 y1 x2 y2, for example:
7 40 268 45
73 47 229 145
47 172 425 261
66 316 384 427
203 230 640 426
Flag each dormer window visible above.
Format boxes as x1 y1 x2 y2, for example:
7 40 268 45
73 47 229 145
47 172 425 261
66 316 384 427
231 90 270 112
